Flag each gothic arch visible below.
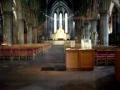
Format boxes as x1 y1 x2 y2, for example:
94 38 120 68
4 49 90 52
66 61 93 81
50 1 71 17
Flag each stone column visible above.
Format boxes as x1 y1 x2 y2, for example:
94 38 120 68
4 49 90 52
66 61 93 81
13 23 17 44
17 19 24 44
33 15 38 43
2 0 13 45
91 20 98 45
81 26 85 39
80 18 85 39
47 18 51 40
73 21 75 39
100 12 109 46
27 23 33 44
34 27 38 43
16 0 24 44
85 22 91 39
0 12 3 44
45 9 48 40
45 1 49 40
69 19 75 40
3 11 13 45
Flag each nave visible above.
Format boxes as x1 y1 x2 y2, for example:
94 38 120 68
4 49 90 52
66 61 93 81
0 45 120 90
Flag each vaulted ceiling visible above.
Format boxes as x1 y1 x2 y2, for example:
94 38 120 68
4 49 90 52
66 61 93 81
1 0 119 23
21 0 99 21
21 0 96 14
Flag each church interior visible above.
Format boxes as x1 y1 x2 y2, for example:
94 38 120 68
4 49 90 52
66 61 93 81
0 0 120 90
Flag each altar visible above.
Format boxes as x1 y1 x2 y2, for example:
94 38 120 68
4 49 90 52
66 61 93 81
50 27 70 41
52 40 65 45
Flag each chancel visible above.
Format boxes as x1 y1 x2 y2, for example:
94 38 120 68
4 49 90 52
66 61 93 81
51 26 70 40
1 0 120 89
49 1 71 44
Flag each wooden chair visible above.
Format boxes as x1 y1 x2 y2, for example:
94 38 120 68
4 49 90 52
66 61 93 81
0 48 4 60
2 48 12 60
95 50 107 66
106 50 115 65
19 48 28 60
11 48 20 60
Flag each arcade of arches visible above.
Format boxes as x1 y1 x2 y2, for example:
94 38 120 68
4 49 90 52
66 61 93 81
0 0 120 46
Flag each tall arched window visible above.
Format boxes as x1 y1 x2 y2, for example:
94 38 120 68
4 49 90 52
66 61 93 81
54 13 57 33
59 13 62 28
65 13 68 33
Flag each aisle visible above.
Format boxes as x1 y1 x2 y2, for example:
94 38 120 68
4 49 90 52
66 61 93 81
31 45 65 66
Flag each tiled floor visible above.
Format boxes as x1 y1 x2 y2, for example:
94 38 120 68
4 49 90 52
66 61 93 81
0 45 120 90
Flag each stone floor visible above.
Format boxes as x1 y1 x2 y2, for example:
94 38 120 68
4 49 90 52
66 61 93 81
0 45 120 90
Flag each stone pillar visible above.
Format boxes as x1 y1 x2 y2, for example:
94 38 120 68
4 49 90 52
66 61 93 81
100 12 109 46
47 18 51 40
3 11 13 45
34 27 38 43
91 20 98 45
17 19 24 44
80 18 85 39
27 23 33 44
13 23 17 44
2 0 13 45
81 26 85 39
72 21 75 39
85 22 91 39
45 9 48 40
69 19 75 40
33 15 38 43
16 0 24 44
0 12 3 44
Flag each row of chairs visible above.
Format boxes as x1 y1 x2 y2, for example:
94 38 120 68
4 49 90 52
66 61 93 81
94 50 116 66
0 43 52 61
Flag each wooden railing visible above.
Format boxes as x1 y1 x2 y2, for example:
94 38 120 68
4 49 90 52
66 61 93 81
0 43 52 60
64 44 119 66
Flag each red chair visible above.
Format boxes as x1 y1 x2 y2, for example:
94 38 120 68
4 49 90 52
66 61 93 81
95 50 107 65
106 50 115 65
12 48 20 60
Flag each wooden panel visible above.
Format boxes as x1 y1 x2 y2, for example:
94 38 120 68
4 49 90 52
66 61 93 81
79 50 94 70
65 49 94 71
115 51 120 81
66 50 79 69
